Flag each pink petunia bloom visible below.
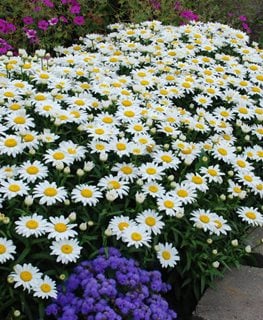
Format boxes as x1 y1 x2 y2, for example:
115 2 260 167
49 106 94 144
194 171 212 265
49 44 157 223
38 19 49 31
49 17 59 26
22 16 34 25
73 16 85 25
70 5 81 14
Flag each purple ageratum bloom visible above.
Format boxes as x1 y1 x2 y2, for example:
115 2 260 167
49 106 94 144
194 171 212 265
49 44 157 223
38 19 49 31
22 16 34 25
73 16 85 25
46 247 177 319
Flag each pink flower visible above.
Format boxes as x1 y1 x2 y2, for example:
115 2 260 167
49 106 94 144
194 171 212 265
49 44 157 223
239 15 247 22
73 16 85 25
22 16 34 25
49 17 59 26
38 19 49 31
70 5 81 14
42 0 54 8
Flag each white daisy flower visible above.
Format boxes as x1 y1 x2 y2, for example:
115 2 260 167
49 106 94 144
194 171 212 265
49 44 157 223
5 110 35 131
15 213 48 238
211 214 231 236
71 184 103 206
59 140 87 161
108 215 137 240
10 263 42 292
237 207 263 227
50 239 82 264
44 148 74 167
227 180 247 198
157 193 182 216
40 129 60 143
190 209 217 232
200 165 224 184
212 142 236 164
33 275 57 299
138 162 165 181
153 150 180 169
156 242 180 268
142 181 165 198
122 225 151 248
0 179 29 200
185 173 208 192
18 160 48 183
111 162 138 182
0 237 16 264
136 209 164 235
0 134 24 157
98 175 129 199
33 181 67 206
173 182 197 204
45 216 77 240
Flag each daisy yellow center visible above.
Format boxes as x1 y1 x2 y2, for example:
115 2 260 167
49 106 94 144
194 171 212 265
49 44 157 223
196 123 205 129
162 250 171 260
215 220 222 229
256 184 263 191
81 189 93 198
35 94 46 101
133 124 143 131
40 283 52 293
4 91 15 98
146 168 157 175
10 103 21 110
207 169 218 176
27 166 39 174
256 128 263 135
124 110 135 117
220 111 229 117
200 215 210 223
23 134 34 142
4 138 17 147
181 148 192 155
257 151 263 158
71 111 80 118
207 88 215 94
139 138 148 144
233 186 241 193
40 73 49 79
244 175 253 182
61 244 73 254
109 181 121 189
131 232 142 241
239 107 248 114
44 187 57 197
75 99 85 106
118 222 129 231
68 148 76 155
149 185 158 193
95 144 105 150
102 116 113 124
53 152 65 160
192 176 203 184
20 271 32 282
245 211 256 220
26 220 39 229
141 80 149 86
95 128 104 135
122 100 132 107
0 244 6 254
164 200 174 208
54 223 67 232
9 184 21 192
218 148 228 156
116 143 126 151
182 82 191 88
43 105 52 111
236 160 246 168
177 189 188 198
145 217 156 226
14 116 26 124
121 166 132 174
256 75 263 81
164 126 173 133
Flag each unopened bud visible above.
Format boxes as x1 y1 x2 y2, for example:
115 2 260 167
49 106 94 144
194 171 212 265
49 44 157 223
212 261 220 268
231 239 239 247
76 168 84 176
79 222 87 231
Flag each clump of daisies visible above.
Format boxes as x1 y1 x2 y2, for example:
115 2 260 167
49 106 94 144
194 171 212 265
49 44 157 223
0 19 262 318
46 247 177 320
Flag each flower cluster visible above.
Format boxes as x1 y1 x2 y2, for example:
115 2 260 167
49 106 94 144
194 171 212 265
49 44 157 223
46 247 177 320
0 20 262 317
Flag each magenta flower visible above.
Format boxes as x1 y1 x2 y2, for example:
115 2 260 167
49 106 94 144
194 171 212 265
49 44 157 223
42 0 54 8
70 5 81 14
149 0 161 10
59 15 68 23
73 16 85 25
242 22 251 33
24 28 38 39
180 10 199 21
22 16 34 25
38 19 49 31
48 17 59 26
239 15 247 22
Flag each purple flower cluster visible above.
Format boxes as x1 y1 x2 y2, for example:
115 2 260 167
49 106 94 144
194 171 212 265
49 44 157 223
0 38 13 55
179 10 199 22
46 248 177 320
0 19 16 34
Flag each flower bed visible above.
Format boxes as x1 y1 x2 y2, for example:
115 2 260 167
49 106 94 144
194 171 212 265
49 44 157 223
0 20 262 319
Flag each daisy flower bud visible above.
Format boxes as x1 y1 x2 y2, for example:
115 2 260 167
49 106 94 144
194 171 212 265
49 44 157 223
68 212 76 221
88 220 94 226
202 156 208 162
231 239 239 247
212 261 220 268
104 228 112 236
64 166 71 174
164 144 170 150
56 163 64 171
3 217 10 224
220 194 226 200
245 135 250 141
99 153 108 161
245 245 251 253
207 238 213 244
7 275 14 283
212 249 218 255
106 190 118 202
24 196 34 206
135 192 146 204
228 170 234 176
83 161 94 172
168 175 174 181
29 148 36 155
150 128 156 134
77 125 85 131
59 274 66 280
170 181 177 188
79 222 87 231
76 169 84 176
13 310 21 317
136 179 143 186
